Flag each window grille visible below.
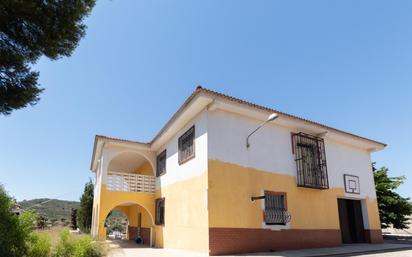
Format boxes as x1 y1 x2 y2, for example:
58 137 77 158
156 150 167 177
292 133 329 189
264 192 290 225
178 126 195 164
155 198 165 225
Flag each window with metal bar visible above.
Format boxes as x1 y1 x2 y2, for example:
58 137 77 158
264 191 289 225
155 198 165 225
178 126 195 164
156 150 166 177
292 132 329 189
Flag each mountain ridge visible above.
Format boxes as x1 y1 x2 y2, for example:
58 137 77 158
19 198 80 222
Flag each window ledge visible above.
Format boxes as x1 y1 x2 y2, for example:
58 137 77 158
178 154 195 165
262 222 290 231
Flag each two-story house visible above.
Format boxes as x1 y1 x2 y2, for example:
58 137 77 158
90 86 385 255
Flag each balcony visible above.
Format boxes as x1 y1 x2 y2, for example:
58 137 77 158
107 171 156 193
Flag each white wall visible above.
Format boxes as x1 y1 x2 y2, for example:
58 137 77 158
208 110 296 175
207 110 377 199
326 140 376 199
94 110 208 191
156 110 209 188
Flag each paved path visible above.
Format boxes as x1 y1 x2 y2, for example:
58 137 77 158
107 240 412 257
238 243 412 257
355 250 412 257
108 240 207 257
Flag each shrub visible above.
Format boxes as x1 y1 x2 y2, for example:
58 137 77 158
0 185 34 257
53 230 75 257
53 230 106 257
27 233 52 257
0 185 107 257
73 235 103 257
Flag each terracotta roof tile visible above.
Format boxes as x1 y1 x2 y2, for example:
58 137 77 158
95 135 149 145
197 86 386 147
96 86 386 148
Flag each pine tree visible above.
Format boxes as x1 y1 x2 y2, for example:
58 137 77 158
0 0 96 115
77 180 94 233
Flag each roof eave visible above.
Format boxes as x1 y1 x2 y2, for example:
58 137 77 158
90 86 386 172
198 87 386 149
90 135 151 172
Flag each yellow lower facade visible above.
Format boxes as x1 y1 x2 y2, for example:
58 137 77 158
96 185 156 239
208 159 381 230
95 172 209 252
94 159 381 253
154 171 209 252
114 204 153 239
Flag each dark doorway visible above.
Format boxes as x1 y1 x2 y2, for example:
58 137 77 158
337 199 366 243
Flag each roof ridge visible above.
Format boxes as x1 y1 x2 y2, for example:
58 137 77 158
196 86 386 147
95 135 149 145
95 85 386 148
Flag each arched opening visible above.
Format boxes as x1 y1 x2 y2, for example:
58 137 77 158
104 202 154 246
106 151 156 193
105 209 128 240
108 151 154 176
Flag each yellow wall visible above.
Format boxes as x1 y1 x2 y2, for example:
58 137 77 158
135 161 154 176
96 171 210 252
97 184 155 239
95 159 381 252
114 204 153 240
366 198 381 230
154 171 209 252
114 205 153 228
208 159 381 230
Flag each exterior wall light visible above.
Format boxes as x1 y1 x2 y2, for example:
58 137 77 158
246 113 279 148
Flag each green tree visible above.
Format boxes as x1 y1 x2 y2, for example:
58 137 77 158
77 180 94 233
0 0 96 115
373 164 412 229
0 185 36 257
105 210 126 235
36 215 48 229
71 208 78 230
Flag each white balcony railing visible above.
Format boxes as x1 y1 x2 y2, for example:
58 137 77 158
107 171 155 193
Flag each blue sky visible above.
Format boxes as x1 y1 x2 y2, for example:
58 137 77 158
0 0 411 201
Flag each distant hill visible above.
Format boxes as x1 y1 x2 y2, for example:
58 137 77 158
19 198 80 222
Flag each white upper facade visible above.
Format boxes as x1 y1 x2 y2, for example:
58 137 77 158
91 87 385 198
207 109 377 199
